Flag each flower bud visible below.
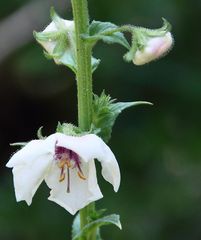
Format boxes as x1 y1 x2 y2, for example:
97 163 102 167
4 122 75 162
133 32 173 65
37 20 74 59
124 18 173 65
34 8 76 72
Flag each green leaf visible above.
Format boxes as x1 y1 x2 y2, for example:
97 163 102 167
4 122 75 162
73 214 122 240
87 21 130 49
92 91 153 142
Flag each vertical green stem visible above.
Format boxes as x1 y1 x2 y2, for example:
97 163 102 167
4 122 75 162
71 0 96 240
71 0 92 130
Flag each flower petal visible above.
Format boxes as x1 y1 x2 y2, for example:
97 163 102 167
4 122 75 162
45 133 121 192
96 141 121 192
6 140 52 168
12 154 52 205
45 159 103 215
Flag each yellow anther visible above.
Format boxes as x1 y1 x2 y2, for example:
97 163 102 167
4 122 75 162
77 171 86 180
58 160 66 168
66 160 72 168
59 173 65 182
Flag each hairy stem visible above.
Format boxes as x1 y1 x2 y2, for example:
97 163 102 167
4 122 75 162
71 0 92 130
71 0 96 239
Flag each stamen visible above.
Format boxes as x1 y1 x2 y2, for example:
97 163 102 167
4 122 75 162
58 160 66 168
67 168 70 193
54 143 86 190
77 171 86 180
66 160 72 168
59 167 65 182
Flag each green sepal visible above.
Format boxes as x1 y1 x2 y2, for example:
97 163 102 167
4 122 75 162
88 209 107 221
50 7 66 30
52 35 68 57
92 91 153 142
33 30 60 42
10 126 46 147
36 126 46 139
143 18 172 37
83 21 130 49
56 122 84 136
10 142 27 147
43 50 54 60
72 214 122 240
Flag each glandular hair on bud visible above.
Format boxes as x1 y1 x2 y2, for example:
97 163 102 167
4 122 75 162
133 32 173 65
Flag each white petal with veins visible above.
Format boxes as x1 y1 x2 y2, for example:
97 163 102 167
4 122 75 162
12 154 52 205
45 159 103 215
6 140 51 168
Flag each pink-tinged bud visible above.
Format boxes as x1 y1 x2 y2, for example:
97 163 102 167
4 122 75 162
133 32 173 65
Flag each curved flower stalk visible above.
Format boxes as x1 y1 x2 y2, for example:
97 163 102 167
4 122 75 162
6 133 120 215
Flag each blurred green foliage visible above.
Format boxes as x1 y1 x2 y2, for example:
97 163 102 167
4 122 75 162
1 0 201 240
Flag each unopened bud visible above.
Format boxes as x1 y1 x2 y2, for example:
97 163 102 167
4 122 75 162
37 20 74 59
124 19 173 65
133 32 173 65
34 8 76 71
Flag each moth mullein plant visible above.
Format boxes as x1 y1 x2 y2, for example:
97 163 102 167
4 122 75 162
7 0 173 239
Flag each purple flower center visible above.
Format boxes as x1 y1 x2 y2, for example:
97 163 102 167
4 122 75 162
54 141 86 192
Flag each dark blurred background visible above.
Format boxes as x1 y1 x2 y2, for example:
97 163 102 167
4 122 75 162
1 0 201 239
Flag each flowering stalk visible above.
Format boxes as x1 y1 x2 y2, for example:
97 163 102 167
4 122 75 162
71 0 92 130
71 0 95 239
6 0 173 238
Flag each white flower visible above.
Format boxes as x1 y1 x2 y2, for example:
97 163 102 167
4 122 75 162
133 32 173 65
6 133 120 215
34 8 77 72
39 20 75 59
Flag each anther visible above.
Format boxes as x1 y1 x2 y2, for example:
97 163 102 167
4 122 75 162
58 160 66 168
66 160 72 168
59 167 65 182
77 171 86 180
